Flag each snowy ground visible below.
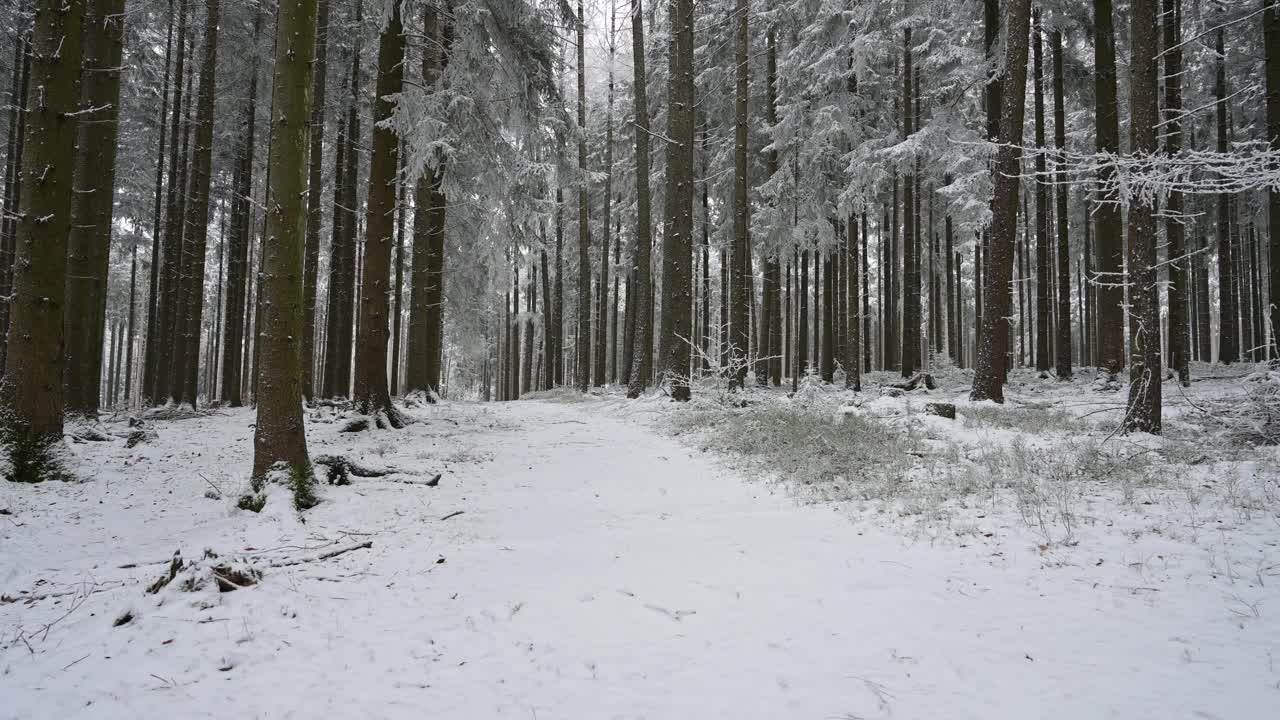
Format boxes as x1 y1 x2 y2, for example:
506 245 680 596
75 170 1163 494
2 368 1279 719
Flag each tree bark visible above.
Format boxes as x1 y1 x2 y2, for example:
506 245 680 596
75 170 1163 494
63 0 126 417
1094 0 1126 376
1 0 85 481
970 0 1031 403
1215 25 1237 364
301 0 330 402
729 0 750 390
1124 0 1162 433
171 0 220 407
657 0 695 400
1163 0 1189 383
1051 29 1073 379
625 0 654 398
251 0 318 510
351 0 404 425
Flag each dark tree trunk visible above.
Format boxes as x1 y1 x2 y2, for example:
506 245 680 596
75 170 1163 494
1 0 85 481
171 0 220 407
0 10 32 375
626 0 654 398
657 0 695 401
574 0 591 393
1051 29 1073 379
1032 15 1050 373
1124 0 1161 433
352 0 404 424
901 29 919 378
1215 25 1237 364
220 9 261 407
729 0 750 390
250 0 318 510
63 0 126 417
148 0 188 404
1163 0 1189 384
1094 0 1126 376
970 0 1031 403
301 0 330 402
1267 0 1280 357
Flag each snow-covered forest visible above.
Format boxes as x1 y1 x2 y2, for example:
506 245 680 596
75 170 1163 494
1 0 1279 716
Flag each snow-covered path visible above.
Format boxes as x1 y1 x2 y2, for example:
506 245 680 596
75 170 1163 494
3 398 1277 718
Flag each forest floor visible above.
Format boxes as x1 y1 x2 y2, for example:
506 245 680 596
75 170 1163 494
2 365 1279 719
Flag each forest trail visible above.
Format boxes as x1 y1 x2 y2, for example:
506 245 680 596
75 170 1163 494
2 398 1276 719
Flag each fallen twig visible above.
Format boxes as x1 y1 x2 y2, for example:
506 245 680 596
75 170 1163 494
439 510 465 522
267 541 373 569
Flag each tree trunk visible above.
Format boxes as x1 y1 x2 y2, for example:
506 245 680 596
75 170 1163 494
1051 29 1073 379
171 0 220 407
657 0 694 400
220 9 261 407
1032 14 1050 374
63 0 126 417
301 0 329 402
390 147 406 396
1163 0 1189 383
1094 0 1125 376
729 0 750 390
901 29 918 378
1215 25 1237 364
147 0 188 404
970 0 1031 403
1124 0 1161 433
352 0 404 424
251 0 318 510
0 11 32 375
625 0 654 398
322 14 362 400
1266 0 1280 357
1 0 85 481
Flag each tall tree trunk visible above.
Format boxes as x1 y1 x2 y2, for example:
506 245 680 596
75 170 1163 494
1051 28 1072 379
1124 0 1161 433
657 0 694 400
171 0 220 407
322 12 362 400
0 0 85 481
1266 0 1280 357
729 0 750 390
1164 0 1189 383
407 0 451 398
846 214 861 390
220 8 261 407
596 5 615 388
63 0 126 417
352 0 404 425
1215 25 1237 364
1032 14 1050 373
900 29 918 378
970 0 1031 402
574 0 592 393
1094 0 1125 376
626 0 654 398
390 147 406 396
250 0 318 511
301 0 329 402
148 0 188 404
0 10 32 375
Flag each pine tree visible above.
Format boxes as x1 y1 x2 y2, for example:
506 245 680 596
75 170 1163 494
1094 0 1126 377
1124 0 1161 433
970 0 1032 403
1 0 86 481
351 0 405 426
729 0 750 390
301 0 330 402
63 0 126 417
625 0 654 399
249 0 319 511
